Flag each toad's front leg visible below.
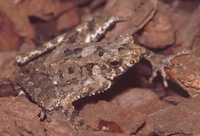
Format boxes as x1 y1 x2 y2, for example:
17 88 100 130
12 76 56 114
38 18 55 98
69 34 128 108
60 74 112 128
61 102 85 127
143 50 189 87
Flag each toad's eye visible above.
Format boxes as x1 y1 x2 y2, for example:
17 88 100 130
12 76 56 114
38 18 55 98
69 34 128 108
110 61 120 67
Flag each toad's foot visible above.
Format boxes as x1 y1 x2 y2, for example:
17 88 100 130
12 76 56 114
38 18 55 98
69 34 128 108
146 51 189 87
62 103 86 129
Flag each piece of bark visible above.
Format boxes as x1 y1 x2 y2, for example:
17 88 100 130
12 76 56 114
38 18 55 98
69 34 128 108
141 96 200 135
103 0 157 40
166 53 200 97
0 0 76 39
45 109 79 136
111 88 169 115
0 9 19 51
158 5 200 97
176 5 200 49
80 101 145 134
0 97 44 135
139 1 188 49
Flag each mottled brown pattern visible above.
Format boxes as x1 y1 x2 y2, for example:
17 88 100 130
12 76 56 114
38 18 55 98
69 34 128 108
12 15 187 127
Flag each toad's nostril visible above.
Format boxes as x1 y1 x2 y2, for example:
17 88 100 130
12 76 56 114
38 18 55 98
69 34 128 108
118 47 125 51
98 51 104 57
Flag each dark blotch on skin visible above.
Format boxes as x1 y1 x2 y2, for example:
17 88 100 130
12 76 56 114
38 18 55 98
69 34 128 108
97 46 104 57
101 65 107 70
97 46 102 50
37 92 43 98
106 42 112 46
73 48 82 54
28 85 36 93
87 19 95 31
86 63 95 70
64 48 82 57
71 78 79 84
44 85 56 92
67 32 78 43
39 77 52 85
85 63 95 75
64 49 74 56
68 67 74 74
